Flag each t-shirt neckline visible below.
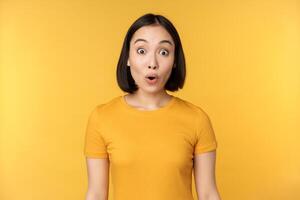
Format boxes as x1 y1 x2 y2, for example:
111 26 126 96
119 94 176 114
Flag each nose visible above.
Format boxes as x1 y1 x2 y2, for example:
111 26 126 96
148 53 158 70
148 65 157 69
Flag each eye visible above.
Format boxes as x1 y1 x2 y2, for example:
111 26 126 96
137 48 146 54
160 49 169 56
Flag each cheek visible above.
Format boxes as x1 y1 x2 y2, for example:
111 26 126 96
162 68 173 81
129 65 145 83
160 59 174 71
160 63 174 80
129 52 144 67
159 55 174 67
130 67 143 78
129 60 147 77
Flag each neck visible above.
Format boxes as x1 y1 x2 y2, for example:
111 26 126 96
125 90 173 110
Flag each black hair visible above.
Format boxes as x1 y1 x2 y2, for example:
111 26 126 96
116 13 186 93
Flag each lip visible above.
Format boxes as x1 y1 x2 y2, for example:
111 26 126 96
145 76 159 85
145 73 159 79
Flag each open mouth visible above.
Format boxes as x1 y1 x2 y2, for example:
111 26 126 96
147 76 156 80
145 75 159 84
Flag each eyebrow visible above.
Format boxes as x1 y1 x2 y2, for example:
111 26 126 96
133 38 173 46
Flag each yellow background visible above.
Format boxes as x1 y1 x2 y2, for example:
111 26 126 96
1 0 299 199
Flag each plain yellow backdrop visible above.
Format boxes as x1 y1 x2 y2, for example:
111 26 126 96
1 0 299 199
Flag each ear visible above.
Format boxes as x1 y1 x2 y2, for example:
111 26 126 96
127 59 130 66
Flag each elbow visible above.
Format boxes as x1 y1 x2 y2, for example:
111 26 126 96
85 190 108 200
199 190 221 200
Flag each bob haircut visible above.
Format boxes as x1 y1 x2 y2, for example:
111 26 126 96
116 13 186 93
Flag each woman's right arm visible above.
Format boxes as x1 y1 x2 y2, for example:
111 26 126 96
85 158 110 200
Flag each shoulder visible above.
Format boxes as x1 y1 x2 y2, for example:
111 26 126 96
90 95 122 116
175 97 211 121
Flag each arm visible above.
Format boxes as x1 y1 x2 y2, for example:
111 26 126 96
194 150 221 200
85 157 110 200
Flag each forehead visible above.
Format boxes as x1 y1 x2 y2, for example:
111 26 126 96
130 25 174 44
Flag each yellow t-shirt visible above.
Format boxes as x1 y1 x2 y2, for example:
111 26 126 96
84 95 218 200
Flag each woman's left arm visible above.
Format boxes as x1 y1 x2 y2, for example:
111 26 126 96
194 150 221 200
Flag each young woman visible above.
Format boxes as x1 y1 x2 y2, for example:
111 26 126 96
84 13 221 200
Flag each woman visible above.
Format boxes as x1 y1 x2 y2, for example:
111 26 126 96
84 13 221 200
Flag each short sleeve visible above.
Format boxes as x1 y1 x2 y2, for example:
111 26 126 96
83 105 109 158
194 111 218 154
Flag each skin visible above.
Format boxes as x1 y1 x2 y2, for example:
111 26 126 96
85 158 109 200
194 151 221 200
125 24 175 110
85 24 221 200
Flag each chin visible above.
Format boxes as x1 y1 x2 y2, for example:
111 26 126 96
142 86 164 93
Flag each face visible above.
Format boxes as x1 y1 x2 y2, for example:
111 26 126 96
127 24 175 94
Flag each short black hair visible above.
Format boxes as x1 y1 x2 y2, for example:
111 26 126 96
116 13 186 93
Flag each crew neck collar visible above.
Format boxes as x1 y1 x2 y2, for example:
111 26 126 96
119 94 177 114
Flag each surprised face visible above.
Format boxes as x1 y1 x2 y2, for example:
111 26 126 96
127 24 175 94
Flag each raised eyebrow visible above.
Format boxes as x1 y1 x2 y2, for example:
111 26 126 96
159 40 173 46
134 38 173 46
